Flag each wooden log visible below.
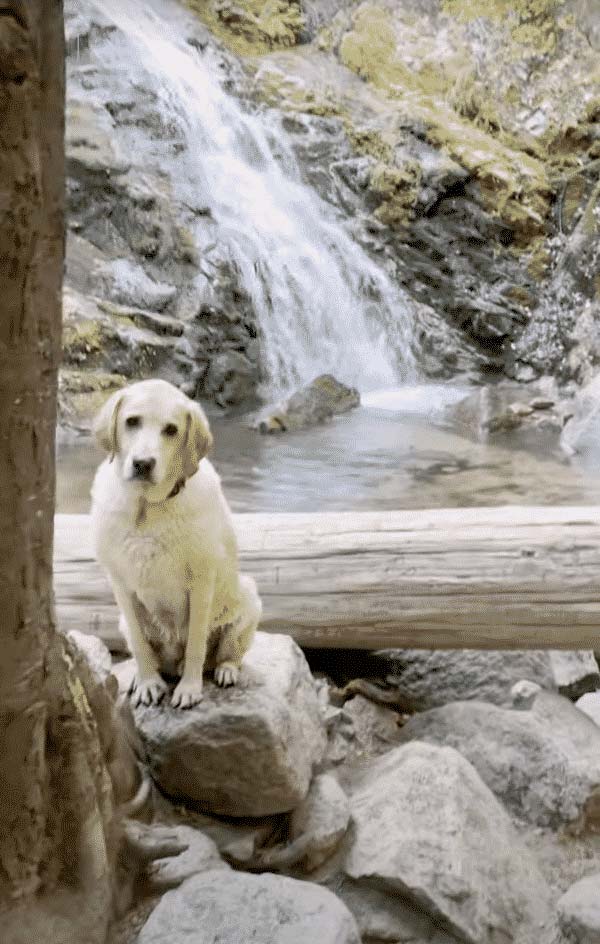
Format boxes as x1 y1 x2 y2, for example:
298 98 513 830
54 508 600 651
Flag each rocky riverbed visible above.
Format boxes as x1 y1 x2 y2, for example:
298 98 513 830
66 628 600 944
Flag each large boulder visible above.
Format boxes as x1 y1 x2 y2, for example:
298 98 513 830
398 692 600 829
373 648 598 709
125 633 327 816
255 374 360 433
558 874 600 944
137 871 361 944
344 742 555 944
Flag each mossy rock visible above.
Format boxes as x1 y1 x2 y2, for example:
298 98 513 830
186 0 304 55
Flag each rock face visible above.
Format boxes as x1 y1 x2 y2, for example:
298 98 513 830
62 0 261 429
138 871 361 944
255 374 360 433
344 742 554 944
398 693 600 829
558 874 600 944
129 633 327 816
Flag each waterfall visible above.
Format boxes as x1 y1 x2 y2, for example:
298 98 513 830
94 0 416 397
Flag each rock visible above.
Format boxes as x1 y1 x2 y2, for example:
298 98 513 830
510 679 542 709
344 742 554 944
225 773 350 873
558 874 600 944
67 629 113 685
96 258 177 312
288 774 350 872
576 692 600 728
129 632 327 816
561 373 600 457
550 650 600 700
341 694 402 756
398 692 600 829
373 649 559 708
149 825 228 891
255 374 360 433
203 349 258 406
137 871 361 944
442 383 563 441
334 878 456 944
66 98 130 178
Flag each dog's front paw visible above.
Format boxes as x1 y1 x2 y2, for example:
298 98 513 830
130 672 168 707
171 677 204 709
214 662 239 687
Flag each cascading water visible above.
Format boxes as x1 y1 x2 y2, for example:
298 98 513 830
94 0 417 398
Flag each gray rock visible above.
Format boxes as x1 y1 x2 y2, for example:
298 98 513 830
375 649 559 708
550 650 600 700
288 774 350 872
203 349 258 406
341 694 403 756
334 878 456 944
576 692 600 727
130 633 327 816
137 871 361 944
96 258 177 312
558 874 600 944
344 742 554 944
511 679 542 709
66 98 130 178
561 373 600 456
149 825 228 891
255 374 360 433
225 773 350 873
398 693 600 829
67 629 113 685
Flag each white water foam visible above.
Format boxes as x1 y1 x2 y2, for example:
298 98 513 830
94 0 417 398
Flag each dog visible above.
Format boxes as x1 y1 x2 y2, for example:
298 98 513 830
90 378 261 709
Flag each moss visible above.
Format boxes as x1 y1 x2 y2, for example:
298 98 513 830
369 161 421 225
255 61 341 116
526 242 551 279
186 0 304 56
62 318 108 361
442 0 565 55
59 369 127 395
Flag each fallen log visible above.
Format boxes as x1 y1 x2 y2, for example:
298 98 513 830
54 508 600 651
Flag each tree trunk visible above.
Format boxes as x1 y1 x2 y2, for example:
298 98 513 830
0 6 123 942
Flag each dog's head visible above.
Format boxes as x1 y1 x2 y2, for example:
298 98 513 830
93 379 213 499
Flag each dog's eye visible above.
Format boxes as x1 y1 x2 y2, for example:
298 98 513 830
163 423 178 437
125 416 141 429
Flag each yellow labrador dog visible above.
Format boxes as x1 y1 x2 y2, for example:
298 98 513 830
90 378 261 708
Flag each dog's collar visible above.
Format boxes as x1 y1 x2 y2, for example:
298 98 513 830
166 477 186 500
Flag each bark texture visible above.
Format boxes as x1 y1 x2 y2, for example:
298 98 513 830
0 6 133 943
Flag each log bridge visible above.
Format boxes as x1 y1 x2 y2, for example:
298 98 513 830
54 508 600 652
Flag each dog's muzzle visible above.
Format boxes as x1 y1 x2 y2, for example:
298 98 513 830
130 457 156 481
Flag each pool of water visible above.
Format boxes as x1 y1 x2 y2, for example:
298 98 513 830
55 385 600 514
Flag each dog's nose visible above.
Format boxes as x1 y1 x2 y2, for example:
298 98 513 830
132 457 156 479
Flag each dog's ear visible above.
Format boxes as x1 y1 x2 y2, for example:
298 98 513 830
182 400 213 479
93 388 125 459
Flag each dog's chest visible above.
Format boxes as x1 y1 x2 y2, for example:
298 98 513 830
112 524 188 611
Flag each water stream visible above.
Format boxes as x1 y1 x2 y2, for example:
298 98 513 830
94 0 416 398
